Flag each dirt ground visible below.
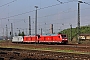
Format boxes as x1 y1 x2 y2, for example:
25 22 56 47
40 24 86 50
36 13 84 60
0 48 90 60
0 40 90 60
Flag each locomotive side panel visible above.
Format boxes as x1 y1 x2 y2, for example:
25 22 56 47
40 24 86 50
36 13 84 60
39 36 45 42
23 36 38 43
12 36 23 42
44 36 53 42
39 36 53 44
52 36 62 43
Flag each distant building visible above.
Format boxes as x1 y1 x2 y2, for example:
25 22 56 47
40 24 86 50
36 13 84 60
79 34 90 40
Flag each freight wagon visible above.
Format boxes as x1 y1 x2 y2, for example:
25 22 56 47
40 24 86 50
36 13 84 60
12 34 68 44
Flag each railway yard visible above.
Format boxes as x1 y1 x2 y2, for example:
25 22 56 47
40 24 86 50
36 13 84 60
0 40 89 60
0 0 90 60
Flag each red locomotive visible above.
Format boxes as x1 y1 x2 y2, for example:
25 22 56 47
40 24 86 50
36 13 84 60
12 34 68 44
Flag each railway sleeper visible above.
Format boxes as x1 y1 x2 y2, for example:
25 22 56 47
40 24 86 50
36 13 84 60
0 52 7 54
13 52 20 56
0 57 4 60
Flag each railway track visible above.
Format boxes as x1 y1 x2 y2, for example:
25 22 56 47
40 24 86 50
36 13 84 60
0 48 90 60
0 41 90 60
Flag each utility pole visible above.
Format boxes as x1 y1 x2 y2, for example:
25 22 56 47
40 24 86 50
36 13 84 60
3 28 4 40
6 25 8 40
19 30 20 35
70 24 72 41
50 24 53 34
11 23 13 39
29 16 31 35
77 0 83 44
26 28 27 36
35 6 38 35
41 28 42 35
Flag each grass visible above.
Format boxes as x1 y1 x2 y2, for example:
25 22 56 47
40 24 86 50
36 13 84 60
0 40 6 42
0 45 89 55
0 40 90 55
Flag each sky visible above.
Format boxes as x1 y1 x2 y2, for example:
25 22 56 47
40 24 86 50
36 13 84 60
0 0 90 36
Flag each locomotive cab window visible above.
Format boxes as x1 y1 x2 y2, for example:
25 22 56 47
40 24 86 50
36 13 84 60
58 36 60 38
61 35 66 38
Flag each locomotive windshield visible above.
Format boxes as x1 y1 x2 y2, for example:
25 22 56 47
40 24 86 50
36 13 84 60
61 35 66 38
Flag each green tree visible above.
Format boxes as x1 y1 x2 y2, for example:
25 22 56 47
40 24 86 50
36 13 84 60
58 25 90 41
22 31 25 36
18 31 25 36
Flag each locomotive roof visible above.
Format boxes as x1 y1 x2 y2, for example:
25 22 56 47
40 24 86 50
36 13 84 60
41 34 60 36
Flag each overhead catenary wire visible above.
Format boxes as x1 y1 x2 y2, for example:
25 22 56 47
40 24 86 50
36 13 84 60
83 2 90 5
7 5 90 23
30 7 90 21
1 0 90 21
4 6 90 26
1 2 90 24
0 0 75 20
0 0 17 8
57 0 76 4
0 0 90 36
1 1 89 26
